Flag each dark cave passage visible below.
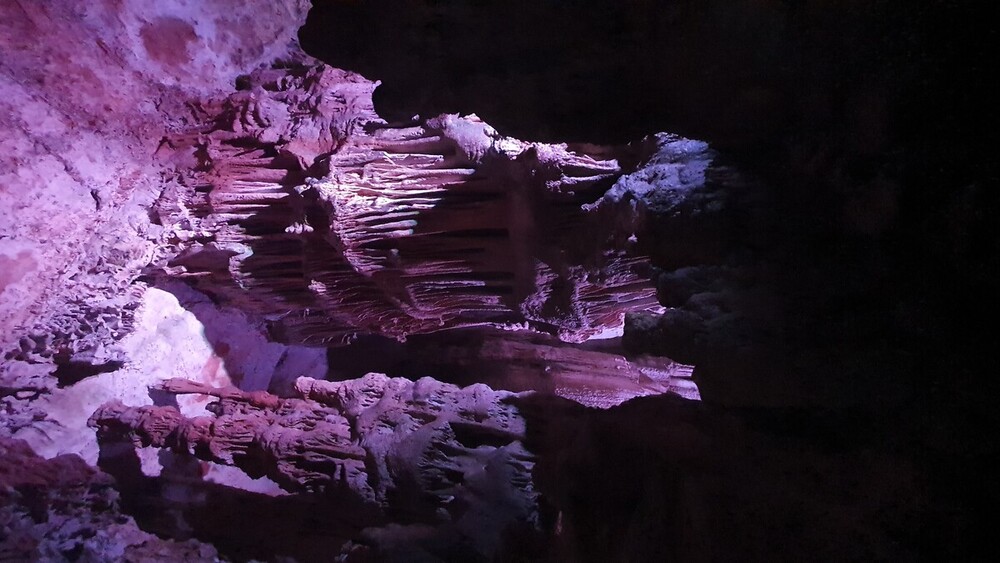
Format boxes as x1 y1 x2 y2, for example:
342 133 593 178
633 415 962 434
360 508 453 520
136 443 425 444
321 328 699 406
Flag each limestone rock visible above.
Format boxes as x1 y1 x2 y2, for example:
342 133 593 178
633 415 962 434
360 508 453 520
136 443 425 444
0 0 313 445
90 374 540 560
155 63 666 345
0 0 310 358
0 437 218 562
336 327 701 407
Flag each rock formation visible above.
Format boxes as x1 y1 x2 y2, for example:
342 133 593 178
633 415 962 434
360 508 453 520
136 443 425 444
0 437 218 561
90 374 540 560
0 0 315 457
155 62 666 346
0 0 311 368
0 0 989 559
329 327 700 408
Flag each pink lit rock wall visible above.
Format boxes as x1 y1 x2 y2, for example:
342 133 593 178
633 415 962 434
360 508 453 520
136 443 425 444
90 373 540 560
1 0 313 457
0 0 309 363
0 2 325 540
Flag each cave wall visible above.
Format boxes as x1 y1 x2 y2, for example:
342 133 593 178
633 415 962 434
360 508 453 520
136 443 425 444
0 0 309 365
4 0 992 413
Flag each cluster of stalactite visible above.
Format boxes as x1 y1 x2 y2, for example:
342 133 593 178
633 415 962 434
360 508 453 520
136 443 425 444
342 327 701 406
156 62 663 346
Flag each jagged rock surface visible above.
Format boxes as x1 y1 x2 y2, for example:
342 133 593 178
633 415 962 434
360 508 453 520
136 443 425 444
155 63 666 345
0 437 218 562
0 0 310 363
90 374 540 560
0 0 312 448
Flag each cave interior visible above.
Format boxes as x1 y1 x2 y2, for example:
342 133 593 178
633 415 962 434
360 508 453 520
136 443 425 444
0 0 996 561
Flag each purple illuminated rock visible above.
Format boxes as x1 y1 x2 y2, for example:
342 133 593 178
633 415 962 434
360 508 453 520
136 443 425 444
155 63 666 345
0 437 218 561
90 373 540 559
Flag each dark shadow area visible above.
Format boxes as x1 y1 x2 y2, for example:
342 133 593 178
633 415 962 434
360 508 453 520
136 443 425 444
52 357 124 388
300 0 995 177
510 392 933 561
301 0 799 149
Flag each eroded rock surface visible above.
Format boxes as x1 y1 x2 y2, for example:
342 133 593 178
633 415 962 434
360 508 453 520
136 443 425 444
0 0 312 450
154 63 667 345
327 327 699 408
90 374 540 560
0 0 310 362
0 437 218 562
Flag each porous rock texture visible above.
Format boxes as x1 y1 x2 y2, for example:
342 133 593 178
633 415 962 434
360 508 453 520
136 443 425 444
0 0 314 447
0 0 310 369
0 1 313 558
328 327 700 408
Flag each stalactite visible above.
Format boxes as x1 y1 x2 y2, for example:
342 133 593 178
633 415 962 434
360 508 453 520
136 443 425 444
158 63 663 345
